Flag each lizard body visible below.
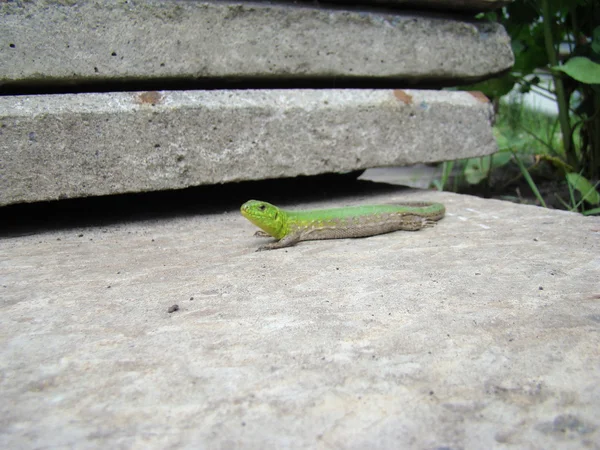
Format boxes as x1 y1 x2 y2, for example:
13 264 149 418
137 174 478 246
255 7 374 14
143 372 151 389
240 200 445 251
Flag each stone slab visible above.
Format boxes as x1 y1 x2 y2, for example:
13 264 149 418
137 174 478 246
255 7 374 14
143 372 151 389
360 164 443 188
0 0 513 87
0 89 496 206
310 0 512 12
0 189 598 449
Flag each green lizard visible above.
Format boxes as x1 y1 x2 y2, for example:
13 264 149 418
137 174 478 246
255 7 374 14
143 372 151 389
240 200 445 251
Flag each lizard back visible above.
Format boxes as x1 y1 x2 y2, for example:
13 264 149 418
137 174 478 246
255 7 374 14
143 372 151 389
285 203 445 241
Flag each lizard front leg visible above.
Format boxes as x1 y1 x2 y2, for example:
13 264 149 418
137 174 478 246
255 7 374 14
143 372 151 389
256 233 301 251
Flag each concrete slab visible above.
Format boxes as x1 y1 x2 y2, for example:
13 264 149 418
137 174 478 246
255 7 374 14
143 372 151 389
1 188 599 449
0 0 513 86
0 89 496 206
360 165 443 188
321 0 513 11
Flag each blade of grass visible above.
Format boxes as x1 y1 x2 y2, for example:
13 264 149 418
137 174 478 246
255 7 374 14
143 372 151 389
438 160 454 191
569 178 600 211
512 151 548 207
554 193 572 210
567 174 577 210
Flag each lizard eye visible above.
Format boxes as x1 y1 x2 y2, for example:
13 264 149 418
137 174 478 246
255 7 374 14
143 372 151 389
258 204 266 211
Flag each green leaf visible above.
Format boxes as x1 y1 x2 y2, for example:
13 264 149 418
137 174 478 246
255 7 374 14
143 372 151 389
511 39 525 55
582 207 600 216
592 26 600 55
464 157 491 185
552 57 600 84
508 22 548 75
492 150 513 168
460 75 516 98
566 173 600 205
475 11 497 21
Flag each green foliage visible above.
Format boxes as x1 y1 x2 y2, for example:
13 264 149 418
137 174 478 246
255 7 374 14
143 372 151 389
566 172 600 204
460 152 514 186
454 0 600 214
552 57 600 84
512 151 548 207
593 27 600 54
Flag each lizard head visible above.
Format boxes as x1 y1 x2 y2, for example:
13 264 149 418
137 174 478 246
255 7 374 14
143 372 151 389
240 200 287 239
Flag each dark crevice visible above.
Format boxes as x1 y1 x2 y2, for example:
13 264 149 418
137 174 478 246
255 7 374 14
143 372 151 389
0 71 509 95
0 173 414 238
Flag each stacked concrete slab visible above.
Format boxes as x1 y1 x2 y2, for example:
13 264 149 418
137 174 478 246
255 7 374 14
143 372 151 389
0 0 513 205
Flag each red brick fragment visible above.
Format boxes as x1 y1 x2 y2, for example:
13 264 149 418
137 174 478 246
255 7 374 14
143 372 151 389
393 90 413 105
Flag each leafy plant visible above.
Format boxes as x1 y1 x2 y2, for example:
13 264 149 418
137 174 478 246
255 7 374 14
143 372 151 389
452 0 600 214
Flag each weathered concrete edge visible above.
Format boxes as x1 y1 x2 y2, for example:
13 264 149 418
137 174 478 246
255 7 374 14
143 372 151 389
309 0 513 11
0 0 514 84
0 89 496 206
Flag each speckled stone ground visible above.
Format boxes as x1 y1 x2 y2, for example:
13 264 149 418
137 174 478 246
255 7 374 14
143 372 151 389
1 188 599 449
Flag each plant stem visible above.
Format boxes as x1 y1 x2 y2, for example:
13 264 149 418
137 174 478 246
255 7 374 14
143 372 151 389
439 161 454 191
592 90 600 179
512 151 548 208
540 0 576 167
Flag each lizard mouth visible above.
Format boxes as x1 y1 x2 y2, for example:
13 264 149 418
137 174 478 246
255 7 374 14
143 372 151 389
240 200 268 220
240 205 264 226
240 202 251 215
240 204 255 220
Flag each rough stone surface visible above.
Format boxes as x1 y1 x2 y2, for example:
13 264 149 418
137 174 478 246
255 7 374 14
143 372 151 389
316 0 512 11
0 189 599 449
0 0 514 86
0 89 496 206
